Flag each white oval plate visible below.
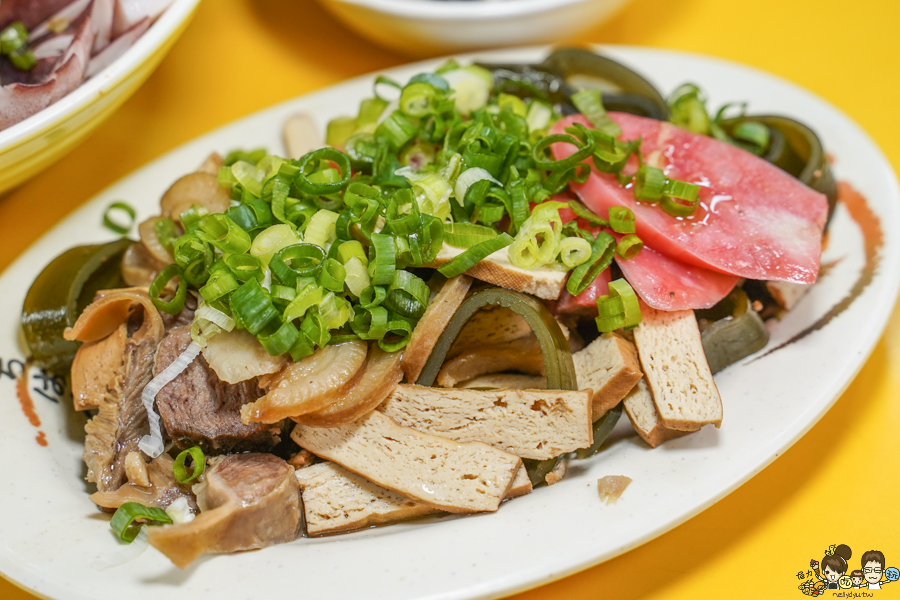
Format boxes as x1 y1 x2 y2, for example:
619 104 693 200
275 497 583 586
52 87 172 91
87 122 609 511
1 47 898 600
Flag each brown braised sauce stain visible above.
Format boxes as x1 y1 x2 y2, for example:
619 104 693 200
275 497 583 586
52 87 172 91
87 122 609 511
755 182 883 359
16 364 48 447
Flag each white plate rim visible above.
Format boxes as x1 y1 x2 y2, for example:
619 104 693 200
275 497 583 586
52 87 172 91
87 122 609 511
0 45 898 600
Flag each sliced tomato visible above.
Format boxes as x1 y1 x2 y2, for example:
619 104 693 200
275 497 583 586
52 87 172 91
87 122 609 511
550 114 828 283
556 269 610 316
615 242 738 311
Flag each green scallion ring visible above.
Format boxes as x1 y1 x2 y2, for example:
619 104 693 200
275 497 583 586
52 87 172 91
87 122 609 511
110 502 173 543
173 446 206 484
567 200 608 227
223 253 263 282
660 195 699 217
368 234 397 286
437 233 513 279
195 213 252 255
258 319 301 356
149 264 188 315
616 234 644 260
633 164 665 202
318 258 347 293
293 148 352 196
595 278 642 332
270 243 325 286
609 206 636 234
102 202 137 235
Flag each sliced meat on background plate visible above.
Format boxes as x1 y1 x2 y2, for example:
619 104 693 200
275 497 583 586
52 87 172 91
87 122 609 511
550 114 829 284
0 16 93 129
0 0 74 29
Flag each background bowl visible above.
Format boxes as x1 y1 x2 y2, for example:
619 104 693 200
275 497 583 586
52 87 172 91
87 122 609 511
0 0 203 197
315 0 632 56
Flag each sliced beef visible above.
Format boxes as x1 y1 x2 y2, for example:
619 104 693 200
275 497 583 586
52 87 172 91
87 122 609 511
148 453 301 568
154 327 281 454
160 293 196 332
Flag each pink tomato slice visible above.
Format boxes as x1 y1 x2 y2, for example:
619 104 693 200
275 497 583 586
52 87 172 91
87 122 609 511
555 269 610 316
550 114 828 283
615 242 738 311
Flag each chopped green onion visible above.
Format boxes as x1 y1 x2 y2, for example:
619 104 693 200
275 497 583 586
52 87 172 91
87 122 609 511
303 209 340 250
173 446 206 484
731 121 770 154
443 222 499 248
318 258 346 292
223 254 263 282
375 111 418 150
259 319 301 356
337 240 368 266
149 264 188 315
270 243 324 286
438 233 513 278
668 83 710 135
558 236 593 268
596 278 642 332
566 231 616 296
571 89 622 137
567 200 608 227
154 218 179 249
351 304 389 341
283 283 325 322
454 167 501 207
633 164 666 202
660 179 701 217
368 233 397 286
379 316 415 352
230 278 279 335
231 160 267 197
251 224 300 270
609 206 636 234
385 270 430 320
110 502 173 543
616 234 644 260
196 214 252 255
0 22 29 56
0 22 35 71
102 202 137 235
293 148 351 196
400 82 444 118
343 256 371 297
395 168 453 221
200 268 239 304
318 293 353 329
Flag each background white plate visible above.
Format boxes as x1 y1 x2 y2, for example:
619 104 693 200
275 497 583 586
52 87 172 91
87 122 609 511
1 47 898 600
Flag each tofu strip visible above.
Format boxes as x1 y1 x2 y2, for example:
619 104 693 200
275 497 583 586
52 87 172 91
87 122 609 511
291 411 521 514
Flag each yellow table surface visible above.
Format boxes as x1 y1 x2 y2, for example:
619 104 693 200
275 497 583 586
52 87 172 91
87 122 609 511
3 0 899 598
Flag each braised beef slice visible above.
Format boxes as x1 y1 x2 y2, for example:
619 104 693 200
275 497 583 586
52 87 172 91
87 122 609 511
161 294 196 331
154 327 280 454
148 453 301 568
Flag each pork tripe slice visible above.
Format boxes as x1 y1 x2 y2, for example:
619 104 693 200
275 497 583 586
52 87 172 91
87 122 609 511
632 302 722 430
380 384 592 460
291 411 521 514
